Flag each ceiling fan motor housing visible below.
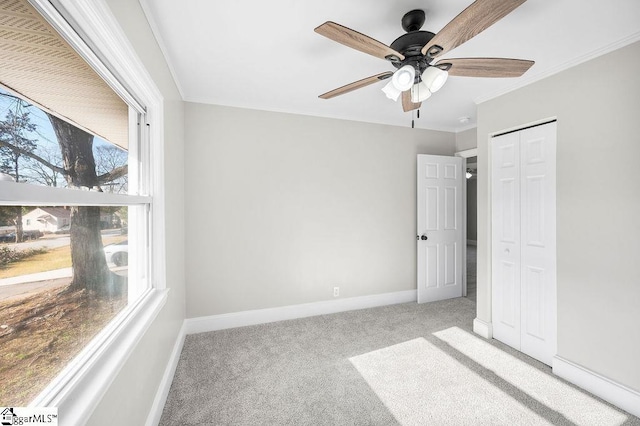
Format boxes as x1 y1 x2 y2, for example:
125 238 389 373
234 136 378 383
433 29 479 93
390 30 436 81
401 9 426 32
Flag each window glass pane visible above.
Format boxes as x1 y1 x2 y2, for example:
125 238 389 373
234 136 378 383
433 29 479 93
0 205 145 405
0 87 130 194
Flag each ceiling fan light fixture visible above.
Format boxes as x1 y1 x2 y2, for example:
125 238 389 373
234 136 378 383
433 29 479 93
392 65 416 92
411 82 432 103
421 66 448 93
382 80 402 101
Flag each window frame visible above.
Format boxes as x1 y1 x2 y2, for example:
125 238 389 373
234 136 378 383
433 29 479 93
0 0 167 423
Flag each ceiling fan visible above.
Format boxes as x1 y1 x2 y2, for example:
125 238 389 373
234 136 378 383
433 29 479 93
315 0 534 112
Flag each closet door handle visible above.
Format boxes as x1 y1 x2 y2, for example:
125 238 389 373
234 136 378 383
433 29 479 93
505 248 510 254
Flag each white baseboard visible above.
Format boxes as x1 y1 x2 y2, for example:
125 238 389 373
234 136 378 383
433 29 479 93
145 322 186 426
185 290 417 335
553 356 640 418
473 317 493 339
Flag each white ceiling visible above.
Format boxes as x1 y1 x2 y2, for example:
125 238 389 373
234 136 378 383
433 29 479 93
140 0 640 132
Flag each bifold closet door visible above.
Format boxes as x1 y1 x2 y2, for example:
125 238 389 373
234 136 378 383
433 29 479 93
491 122 556 366
491 131 522 351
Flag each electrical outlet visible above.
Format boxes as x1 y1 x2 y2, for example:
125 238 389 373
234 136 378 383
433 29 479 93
333 287 340 297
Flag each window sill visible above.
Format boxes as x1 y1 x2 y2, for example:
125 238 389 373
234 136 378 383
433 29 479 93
29 288 169 425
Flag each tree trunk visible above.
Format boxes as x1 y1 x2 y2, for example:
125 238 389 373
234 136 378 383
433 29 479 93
14 207 23 243
50 116 98 188
49 115 122 297
68 205 113 295
13 157 23 243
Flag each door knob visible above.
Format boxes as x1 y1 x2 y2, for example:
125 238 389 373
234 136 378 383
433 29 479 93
421 235 428 240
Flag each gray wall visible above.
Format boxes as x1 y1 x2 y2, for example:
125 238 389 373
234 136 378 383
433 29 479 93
184 103 456 317
456 127 477 152
466 177 477 241
89 0 185 424
456 129 478 242
476 41 640 392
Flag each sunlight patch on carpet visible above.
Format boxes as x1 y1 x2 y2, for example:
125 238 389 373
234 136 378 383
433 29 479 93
350 337 552 425
349 334 627 426
432 327 627 425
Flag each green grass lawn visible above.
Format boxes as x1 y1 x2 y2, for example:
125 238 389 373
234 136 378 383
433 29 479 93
0 246 71 279
0 235 127 279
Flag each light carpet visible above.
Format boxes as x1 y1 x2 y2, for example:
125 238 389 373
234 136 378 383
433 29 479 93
160 298 639 425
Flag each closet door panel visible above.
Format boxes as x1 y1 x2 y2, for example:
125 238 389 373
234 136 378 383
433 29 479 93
520 123 557 366
491 132 521 349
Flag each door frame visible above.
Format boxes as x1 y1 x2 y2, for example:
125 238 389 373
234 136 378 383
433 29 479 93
416 154 465 303
454 148 477 298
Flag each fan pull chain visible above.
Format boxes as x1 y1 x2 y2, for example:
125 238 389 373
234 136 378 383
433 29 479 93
411 109 421 128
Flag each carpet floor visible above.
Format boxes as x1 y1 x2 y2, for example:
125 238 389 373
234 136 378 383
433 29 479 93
160 298 639 425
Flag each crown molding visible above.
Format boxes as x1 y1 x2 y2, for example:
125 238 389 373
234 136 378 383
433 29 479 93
138 0 186 100
475 31 640 105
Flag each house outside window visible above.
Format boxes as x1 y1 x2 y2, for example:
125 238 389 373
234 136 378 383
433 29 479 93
0 0 166 419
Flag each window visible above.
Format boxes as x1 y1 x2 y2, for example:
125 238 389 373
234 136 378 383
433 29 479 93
0 87 130 194
0 0 165 421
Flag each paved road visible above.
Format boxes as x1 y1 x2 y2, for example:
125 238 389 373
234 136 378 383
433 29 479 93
0 228 122 251
0 268 72 287
0 266 127 302
9 235 70 250
0 229 127 302
0 278 69 302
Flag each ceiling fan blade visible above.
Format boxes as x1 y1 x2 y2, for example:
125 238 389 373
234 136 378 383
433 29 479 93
319 72 393 99
402 91 421 112
421 0 527 59
436 58 534 77
315 21 405 62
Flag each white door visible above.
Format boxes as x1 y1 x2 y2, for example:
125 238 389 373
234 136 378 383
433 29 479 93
491 122 557 366
491 131 522 349
417 155 463 303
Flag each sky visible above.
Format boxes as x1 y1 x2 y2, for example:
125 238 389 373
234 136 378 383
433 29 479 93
0 86 128 192
0 86 119 153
